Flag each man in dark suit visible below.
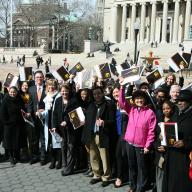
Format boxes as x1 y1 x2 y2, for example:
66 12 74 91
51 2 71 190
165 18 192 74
28 70 46 165
82 86 117 187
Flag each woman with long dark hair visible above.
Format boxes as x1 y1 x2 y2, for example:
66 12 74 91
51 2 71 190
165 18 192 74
52 84 78 176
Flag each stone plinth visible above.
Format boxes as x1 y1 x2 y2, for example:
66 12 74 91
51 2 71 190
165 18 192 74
84 40 103 53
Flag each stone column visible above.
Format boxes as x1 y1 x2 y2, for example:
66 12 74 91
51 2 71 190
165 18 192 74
161 0 168 43
130 3 136 41
52 25 55 49
110 5 118 43
121 4 127 43
150 1 157 43
184 0 191 39
140 2 146 43
172 0 180 43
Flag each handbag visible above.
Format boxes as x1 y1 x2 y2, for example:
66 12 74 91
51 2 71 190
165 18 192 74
189 152 192 181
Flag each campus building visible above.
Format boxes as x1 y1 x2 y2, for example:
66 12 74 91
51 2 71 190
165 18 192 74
102 0 192 44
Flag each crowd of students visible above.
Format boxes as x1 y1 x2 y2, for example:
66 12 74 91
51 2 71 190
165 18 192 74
0 68 192 192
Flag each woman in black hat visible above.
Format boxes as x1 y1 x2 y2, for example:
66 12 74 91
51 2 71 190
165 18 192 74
163 90 192 192
118 77 157 192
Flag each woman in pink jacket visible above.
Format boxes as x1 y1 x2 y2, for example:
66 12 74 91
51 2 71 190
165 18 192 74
118 82 156 192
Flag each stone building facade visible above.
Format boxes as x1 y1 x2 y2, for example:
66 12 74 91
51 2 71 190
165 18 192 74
103 0 192 44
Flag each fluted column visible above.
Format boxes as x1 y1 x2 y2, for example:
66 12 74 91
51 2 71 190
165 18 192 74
52 25 55 49
140 2 146 43
150 1 157 42
184 0 191 39
161 0 168 43
110 5 118 43
172 0 180 43
130 3 136 41
121 4 127 43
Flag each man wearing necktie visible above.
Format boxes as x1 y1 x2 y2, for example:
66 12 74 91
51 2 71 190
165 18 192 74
28 70 46 165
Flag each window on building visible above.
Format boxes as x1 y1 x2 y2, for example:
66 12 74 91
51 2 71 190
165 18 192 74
168 3 174 11
125 27 129 39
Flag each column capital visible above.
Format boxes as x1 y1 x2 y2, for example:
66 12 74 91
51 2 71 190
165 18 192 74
112 4 119 8
121 3 127 7
185 0 192 2
130 2 136 6
150 0 157 5
173 0 180 2
162 0 169 3
140 2 146 6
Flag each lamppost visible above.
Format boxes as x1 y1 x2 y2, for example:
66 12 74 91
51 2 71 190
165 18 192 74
88 26 92 40
134 20 140 64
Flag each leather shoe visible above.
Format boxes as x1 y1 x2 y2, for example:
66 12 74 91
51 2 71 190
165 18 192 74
49 162 55 169
10 157 16 165
55 162 62 169
61 170 72 176
30 158 39 165
101 181 110 187
90 178 101 185
40 160 46 166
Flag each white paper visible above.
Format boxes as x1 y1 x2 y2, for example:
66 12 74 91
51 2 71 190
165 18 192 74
10 76 19 87
121 67 141 85
68 107 85 129
76 69 93 89
159 122 167 146
94 65 102 78
52 71 63 81
159 122 178 146
50 131 62 149
76 107 85 122
19 66 25 81
167 58 180 72
152 78 165 89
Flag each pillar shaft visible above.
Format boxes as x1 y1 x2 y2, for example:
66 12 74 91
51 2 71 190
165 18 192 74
131 3 136 41
161 0 168 43
121 4 127 42
110 5 118 43
172 0 180 43
184 0 191 39
150 1 157 42
140 2 146 43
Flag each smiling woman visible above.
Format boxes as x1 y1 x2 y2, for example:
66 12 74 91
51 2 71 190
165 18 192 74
118 83 156 192
0 86 26 165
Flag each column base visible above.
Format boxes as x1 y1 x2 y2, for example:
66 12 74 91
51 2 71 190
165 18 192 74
120 40 126 44
160 40 167 44
172 41 179 44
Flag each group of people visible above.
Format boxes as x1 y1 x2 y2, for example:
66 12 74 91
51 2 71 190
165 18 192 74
0 64 192 192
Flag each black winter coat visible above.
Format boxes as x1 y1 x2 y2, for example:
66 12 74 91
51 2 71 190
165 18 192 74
0 94 26 150
52 97 78 141
82 99 116 148
163 106 192 192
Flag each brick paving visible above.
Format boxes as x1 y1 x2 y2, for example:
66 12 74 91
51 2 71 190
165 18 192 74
0 157 129 192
